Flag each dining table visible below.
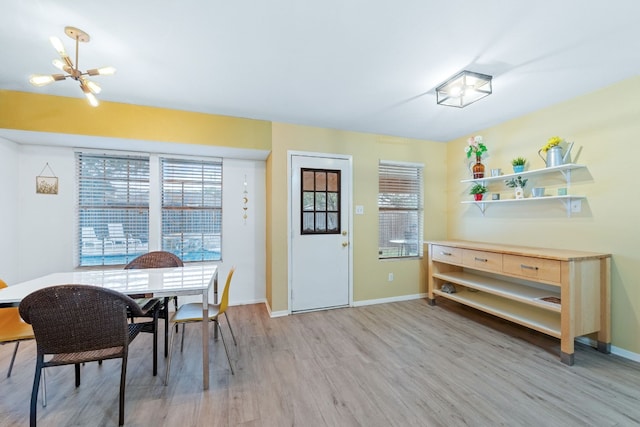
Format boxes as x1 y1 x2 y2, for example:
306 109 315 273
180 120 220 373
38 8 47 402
0 264 218 390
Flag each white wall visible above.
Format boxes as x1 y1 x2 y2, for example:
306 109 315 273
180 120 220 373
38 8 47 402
9 143 266 306
0 139 20 284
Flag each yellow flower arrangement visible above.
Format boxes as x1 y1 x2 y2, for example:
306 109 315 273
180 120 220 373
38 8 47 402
541 136 564 153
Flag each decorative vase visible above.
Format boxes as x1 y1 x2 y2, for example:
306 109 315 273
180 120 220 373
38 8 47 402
514 186 524 199
513 165 525 173
474 193 483 201
472 156 485 179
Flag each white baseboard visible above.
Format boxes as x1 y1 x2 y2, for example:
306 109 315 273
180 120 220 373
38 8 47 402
352 293 427 307
265 301 289 318
576 337 640 363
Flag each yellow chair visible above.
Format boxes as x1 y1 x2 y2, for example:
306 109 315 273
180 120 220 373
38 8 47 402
165 267 236 384
0 279 34 377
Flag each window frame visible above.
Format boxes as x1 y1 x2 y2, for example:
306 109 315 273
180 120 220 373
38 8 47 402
378 160 424 260
160 157 223 262
75 150 224 267
76 152 150 267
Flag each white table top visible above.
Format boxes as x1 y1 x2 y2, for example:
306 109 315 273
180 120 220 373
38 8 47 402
0 265 218 306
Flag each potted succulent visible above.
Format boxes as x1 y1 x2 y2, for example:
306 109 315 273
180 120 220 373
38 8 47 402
505 176 528 199
469 183 488 201
511 157 527 173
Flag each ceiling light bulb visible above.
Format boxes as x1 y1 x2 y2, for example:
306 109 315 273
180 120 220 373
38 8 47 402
449 86 462 97
29 74 55 86
87 66 116 76
85 79 102 94
49 36 67 57
84 91 99 107
52 59 64 70
52 57 74 74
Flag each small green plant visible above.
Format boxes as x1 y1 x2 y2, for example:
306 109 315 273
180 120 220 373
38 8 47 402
511 157 527 166
505 176 528 188
469 183 488 195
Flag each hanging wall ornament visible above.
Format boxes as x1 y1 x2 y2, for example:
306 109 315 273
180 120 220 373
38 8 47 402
36 162 59 195
242 175 249 224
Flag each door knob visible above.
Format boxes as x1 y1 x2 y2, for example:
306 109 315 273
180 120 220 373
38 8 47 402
342 231 347 236
342 242 349 247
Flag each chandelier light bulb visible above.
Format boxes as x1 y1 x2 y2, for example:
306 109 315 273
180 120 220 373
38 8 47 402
88 66 116 76
29 74 55 86
85 91 99 107
85 79 102 94
49 36 67 57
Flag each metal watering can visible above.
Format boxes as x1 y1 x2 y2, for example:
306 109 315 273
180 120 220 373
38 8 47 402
538 142 574 168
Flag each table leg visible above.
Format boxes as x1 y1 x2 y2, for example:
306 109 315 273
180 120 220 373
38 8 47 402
202 287 209 390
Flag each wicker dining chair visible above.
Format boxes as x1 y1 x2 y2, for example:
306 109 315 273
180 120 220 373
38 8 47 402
124 251 184 363
19 284 149 426
0 279 34 378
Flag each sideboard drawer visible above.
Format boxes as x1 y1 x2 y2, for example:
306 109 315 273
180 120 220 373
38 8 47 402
463 249 502 273
503 254 561 283
431 245 462 264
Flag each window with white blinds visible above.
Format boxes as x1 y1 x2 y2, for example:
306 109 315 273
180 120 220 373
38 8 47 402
161 158 223 262
378 161 424 259
77 153 150 266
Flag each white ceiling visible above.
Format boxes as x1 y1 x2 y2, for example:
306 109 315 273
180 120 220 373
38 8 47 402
1 0 639 143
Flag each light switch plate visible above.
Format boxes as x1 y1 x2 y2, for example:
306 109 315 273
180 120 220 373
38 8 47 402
355 205 364 215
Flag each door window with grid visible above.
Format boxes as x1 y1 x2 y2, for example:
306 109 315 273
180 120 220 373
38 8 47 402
161 158 223 262
378 161 424 259
301 168 341 234
77 153 149 266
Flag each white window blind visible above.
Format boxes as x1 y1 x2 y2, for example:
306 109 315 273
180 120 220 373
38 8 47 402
378 162 424 259
161 158 223 262
77 153 150 266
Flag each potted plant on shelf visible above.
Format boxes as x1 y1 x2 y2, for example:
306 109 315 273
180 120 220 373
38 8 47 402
505 176 528 199
469 183 488 201
465 135 488 178
511 157 527 173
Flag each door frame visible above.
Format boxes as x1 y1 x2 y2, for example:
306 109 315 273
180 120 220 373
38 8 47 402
287 150 353 314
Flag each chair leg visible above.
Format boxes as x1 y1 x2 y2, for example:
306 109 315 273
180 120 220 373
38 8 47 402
41 369 47 407
119 354 127 426
180 323 186 352
216 321 234 375
7 341 20 378
30 358 43 427
223 312 237 346
173 297 179 333
152 308 159 376
75 363 81 387
164 320 177 386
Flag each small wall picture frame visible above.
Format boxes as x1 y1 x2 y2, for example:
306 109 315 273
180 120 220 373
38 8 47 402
36 163 58 195
36 176 58 195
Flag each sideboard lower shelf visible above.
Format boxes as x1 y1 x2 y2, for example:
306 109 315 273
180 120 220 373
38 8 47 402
426 240 611 365
432 288 561 338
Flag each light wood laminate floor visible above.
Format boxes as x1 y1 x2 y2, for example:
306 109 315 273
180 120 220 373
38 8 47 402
1 299 639 426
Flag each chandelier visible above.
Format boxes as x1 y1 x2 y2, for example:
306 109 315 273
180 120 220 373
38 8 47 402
29 26 115 107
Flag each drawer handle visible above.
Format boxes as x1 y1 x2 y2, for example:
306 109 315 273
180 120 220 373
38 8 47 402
440 251 452 256
521 264 539 271
474 257 488 262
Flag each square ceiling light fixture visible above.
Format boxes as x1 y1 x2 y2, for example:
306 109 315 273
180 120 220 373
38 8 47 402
436 70 492 108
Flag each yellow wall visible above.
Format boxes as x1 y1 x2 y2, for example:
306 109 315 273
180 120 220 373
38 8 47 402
268 123 447 312
0 90 272 150
446 76 640 354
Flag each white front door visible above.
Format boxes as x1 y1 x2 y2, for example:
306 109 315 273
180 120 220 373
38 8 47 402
290 153 351 312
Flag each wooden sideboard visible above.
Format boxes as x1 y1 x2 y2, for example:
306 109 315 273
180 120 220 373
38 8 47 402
426 240 611 365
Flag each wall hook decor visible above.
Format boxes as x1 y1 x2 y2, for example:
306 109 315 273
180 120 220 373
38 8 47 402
242 175 249 224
